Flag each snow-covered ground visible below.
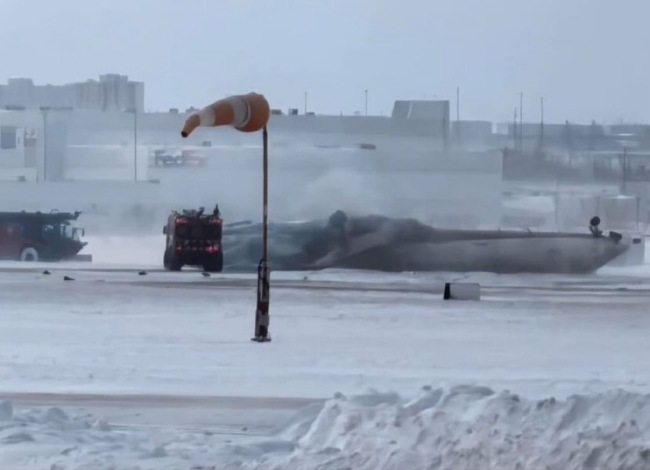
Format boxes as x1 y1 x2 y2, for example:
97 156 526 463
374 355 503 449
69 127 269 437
1 245 650 469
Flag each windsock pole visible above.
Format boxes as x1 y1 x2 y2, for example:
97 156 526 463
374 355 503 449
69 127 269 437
252 126 271 342
180 93 272 343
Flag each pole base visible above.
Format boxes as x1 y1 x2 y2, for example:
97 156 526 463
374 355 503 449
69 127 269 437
251 336 272 343
253 259 270 343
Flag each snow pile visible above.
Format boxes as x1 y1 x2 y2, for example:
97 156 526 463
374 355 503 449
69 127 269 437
3 386 650 470
0 401 119 468
0 400 230 470
228 385 650 470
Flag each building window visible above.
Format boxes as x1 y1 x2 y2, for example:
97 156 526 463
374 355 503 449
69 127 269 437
1 126 17 150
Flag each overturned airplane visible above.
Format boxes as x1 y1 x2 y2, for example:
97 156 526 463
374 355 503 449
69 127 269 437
221 211 631 274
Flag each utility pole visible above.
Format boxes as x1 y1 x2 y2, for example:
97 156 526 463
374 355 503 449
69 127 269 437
304 91 308 115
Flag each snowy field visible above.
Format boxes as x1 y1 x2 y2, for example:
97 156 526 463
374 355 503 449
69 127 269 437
1 244 650 469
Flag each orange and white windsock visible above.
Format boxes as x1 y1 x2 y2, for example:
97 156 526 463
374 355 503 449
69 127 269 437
181 92 270 138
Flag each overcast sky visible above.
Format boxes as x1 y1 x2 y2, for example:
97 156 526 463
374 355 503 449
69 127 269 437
2 0 649 124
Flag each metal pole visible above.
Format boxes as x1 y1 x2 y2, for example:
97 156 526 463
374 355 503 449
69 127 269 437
456 86 461 147
253 126 271 342
134 110 138 182
262 126 268 263
513 107 518 152
364 89 368 116
554 175 560 229
539 96 544 149
304 92 307 115
442 115 448 152
622 146 628 195
519 92 523 154
42 110 47 182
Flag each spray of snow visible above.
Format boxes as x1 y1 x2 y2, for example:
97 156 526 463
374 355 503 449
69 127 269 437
82 233 163 266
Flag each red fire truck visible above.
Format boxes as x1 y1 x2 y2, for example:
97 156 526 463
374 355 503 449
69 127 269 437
163 205 223 272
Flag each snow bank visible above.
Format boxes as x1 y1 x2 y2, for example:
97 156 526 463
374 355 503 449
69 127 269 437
3 386 650 469
229 385 650 470
0 399 231 470
0 400 118 468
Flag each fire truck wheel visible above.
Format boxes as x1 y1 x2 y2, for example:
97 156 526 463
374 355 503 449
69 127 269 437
20 247 40 262
163 249 182 271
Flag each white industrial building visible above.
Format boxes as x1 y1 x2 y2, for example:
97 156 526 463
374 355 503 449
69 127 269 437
0 74 144 112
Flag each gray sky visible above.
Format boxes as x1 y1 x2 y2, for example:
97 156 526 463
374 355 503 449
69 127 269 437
3 0 649 124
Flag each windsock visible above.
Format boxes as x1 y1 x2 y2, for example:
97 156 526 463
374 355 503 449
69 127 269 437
181 92 270 138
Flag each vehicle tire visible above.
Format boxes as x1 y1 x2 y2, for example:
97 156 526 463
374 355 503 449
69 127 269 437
203 252 224 273
20 247 40 262
163 250 171 269
164 249 182 271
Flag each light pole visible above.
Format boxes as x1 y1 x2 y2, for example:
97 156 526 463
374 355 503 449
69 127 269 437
456 86 461 147
42 108 48 182
364 89 368 116
134 110 138 182
539 96 544 150
519 92 524 154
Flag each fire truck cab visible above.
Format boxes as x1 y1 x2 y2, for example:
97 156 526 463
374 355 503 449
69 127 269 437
163 205 223 272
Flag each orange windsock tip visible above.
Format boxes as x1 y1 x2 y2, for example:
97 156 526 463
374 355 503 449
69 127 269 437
181 92 270 138
181 114 200 138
